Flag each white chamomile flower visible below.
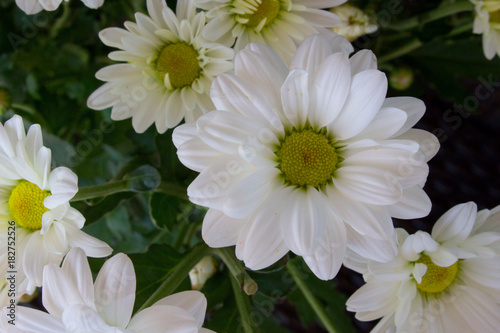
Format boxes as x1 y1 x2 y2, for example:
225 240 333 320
1 247 214 333
472 0 500 59
196 0 345 64
87 0 234 134
0 115 112 306
330 3 378 42
15 0 104 15
346 202 500 333
173 33 439 280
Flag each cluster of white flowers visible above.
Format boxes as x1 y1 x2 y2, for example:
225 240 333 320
3 0 500 332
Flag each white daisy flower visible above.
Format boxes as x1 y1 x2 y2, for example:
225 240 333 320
0 115 112 306
1 247 214 333
173 34 439 280
346 202 500 333
87 0 234 134
472 0 500 59
15 0 104 15
196 0 345 64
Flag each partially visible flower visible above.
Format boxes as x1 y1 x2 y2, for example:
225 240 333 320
88 0 234 133
196 0 345 64
174 34 439 280
0 115 112 306
472 0 500 59
330 3 378 41
346 202 500 332
189 256 218 290
389 67 414 91
2 247 214 333
15 0 104 15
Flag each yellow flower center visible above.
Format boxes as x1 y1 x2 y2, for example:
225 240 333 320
276 129 338 188
155 43 202 89
415 254 458 294
489 10 500 27
8 180 51 230
240 0 281 28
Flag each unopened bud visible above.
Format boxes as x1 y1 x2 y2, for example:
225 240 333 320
330 4 378 42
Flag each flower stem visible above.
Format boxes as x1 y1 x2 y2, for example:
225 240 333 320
286 260 338 333
378 38 423 64
71 179 130 202
387 1 474 31
230 272 255 333
214 247 258 295
137 242 211 312
153 182 189 201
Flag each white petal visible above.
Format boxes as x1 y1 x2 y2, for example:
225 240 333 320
241 194 289 270
202 209 246 248
346 280 399 321
15 306 64 332
333 165 402 205
94 253 135 329
177 137 226 173
196 111 266 154
66 224 113 257
172 123 197 148
329 69 387 140
23 233 63 288
127 304 198 333
349 106 407 141
303 213 346 280
431 202 477 244
281 69 310 128
14 0 44 14
44 167 78 209
61 248 95 307
327 186 393 240
309 52 351 128
280 188 329 256
154 290 207 327
61 304 114 332
386 186 431 219
345 224 398 263
211 74 283 131
384 97 426 138
42 263 85 318
187 157 253 209
349 49 377 75
223 168 280 218
401 231 438 260
394 128 440 163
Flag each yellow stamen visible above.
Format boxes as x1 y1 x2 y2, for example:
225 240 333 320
415 254 458 294
155 43 201 89
276 129 338 188
241 0 281 28
8 180 50 230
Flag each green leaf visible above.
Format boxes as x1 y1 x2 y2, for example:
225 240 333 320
148 192 181 231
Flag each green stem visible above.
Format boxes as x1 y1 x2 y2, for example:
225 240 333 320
388 1 474 31
11 103 35 114
378 38 423 64
154 182 189 201
230 272 254 333
71 179 130 202
287 260 338 333
50 1 71 39
138 242 211 312
214 247 258 295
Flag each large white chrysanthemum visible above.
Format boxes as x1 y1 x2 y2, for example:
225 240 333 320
196 0 345 64
173 33 439 280
15 0 104 15
472 0 500 59
87 0 234 134
346 202 500 333
0 115 112 306
1 248 214 333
